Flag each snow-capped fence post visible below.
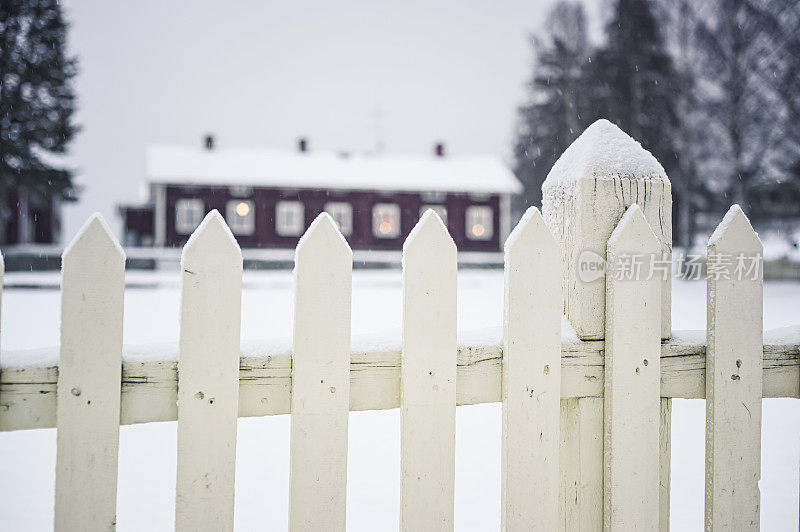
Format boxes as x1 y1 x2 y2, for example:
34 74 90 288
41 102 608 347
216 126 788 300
54 214 125 532
400 210 457 531
501 207 561 531
705 205 763 531
604 205 662 531
175 211 242 532
542 119 673 531
289 214 353 531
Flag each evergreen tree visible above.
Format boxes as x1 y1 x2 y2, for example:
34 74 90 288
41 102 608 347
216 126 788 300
590 0 680 180
0 0 78 211
513 2 590 213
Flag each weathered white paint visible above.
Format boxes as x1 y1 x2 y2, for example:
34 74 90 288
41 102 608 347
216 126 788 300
54 214 125 532
705 205 763 531
604 205 661 531
501 208 561 531
289 214 352 531
559 397 603 531
2 339 797 432
175 211 242 532
400 210 457 531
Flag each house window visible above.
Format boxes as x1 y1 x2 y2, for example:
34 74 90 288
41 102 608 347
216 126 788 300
175 198 204 235
372 203 401 239
226 200 255 236
465 205 493 241
275 200 305 236
324 202 353 236
420 204 447 225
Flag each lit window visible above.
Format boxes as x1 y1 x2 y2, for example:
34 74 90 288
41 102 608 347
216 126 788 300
275 200 305 236
419 205 447 225
226 199 255 235
175 198 204 235
372 203 401 239
324 202 353 236
465 205 493 241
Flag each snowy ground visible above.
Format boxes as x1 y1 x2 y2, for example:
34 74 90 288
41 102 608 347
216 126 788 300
0 270 798 530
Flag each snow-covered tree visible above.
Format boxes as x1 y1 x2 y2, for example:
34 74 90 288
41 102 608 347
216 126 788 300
690 0 789 215
0 0 78 238
513 1 591 212
590 0 680 178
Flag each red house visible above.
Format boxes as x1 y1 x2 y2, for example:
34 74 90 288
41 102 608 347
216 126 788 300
119 139 521 252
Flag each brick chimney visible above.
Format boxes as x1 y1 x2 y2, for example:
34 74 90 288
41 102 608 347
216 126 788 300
204 134 214 150
298 138 308 153
434 142 445 157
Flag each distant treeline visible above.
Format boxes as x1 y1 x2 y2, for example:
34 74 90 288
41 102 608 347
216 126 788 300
514 0 800 246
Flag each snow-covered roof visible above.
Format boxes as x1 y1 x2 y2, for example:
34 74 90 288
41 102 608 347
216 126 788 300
146 145 522 194
542 119 667 194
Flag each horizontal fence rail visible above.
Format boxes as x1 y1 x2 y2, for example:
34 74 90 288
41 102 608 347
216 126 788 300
1 335 797 432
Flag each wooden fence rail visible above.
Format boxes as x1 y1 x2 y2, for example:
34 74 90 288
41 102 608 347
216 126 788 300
1 121 798 531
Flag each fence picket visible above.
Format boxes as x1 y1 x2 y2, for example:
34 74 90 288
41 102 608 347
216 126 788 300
705 205 763 531
604 205 661 531
659 398 672 532
175 211 242 532
289 213 352 531
54 214 125 531
501 207 561 531
559 397 604 531
400 210 457 531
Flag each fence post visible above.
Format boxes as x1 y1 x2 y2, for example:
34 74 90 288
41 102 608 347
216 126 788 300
400 210 457 531
175 211 242 532
289 213 352 531
705 205 762 531
542 119 672 530
501 207 561 531
604 205 661 531
54 214 125 531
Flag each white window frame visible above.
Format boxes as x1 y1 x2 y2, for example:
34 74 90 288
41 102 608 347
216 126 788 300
275 200 305 237
372 203 401 239
465 205 494 241
226 199 256 236
419 204 447 225
324 201 353 236
229 185 253 197
421 191 447 203
175 198 204 235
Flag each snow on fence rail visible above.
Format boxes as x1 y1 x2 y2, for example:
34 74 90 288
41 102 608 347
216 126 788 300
1 120 799 531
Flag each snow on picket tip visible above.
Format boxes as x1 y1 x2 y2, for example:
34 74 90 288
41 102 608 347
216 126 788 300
62 212 125 262
180 209 241 266
295 211 352 256
707 204 760 247
401 208 454 262
607 203 658 248
542 119 667 194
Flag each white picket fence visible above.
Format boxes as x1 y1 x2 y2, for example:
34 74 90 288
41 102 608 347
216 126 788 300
1 150 799 529
0 203 797 531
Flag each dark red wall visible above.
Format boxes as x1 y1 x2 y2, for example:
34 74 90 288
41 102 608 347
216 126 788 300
155 185 502 251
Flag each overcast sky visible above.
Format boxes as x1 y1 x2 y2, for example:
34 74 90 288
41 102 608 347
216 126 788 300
62 0 603 239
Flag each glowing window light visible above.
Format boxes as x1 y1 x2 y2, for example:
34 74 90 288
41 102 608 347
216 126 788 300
372 203 401 239
235 201 250 217
465 205 493 241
